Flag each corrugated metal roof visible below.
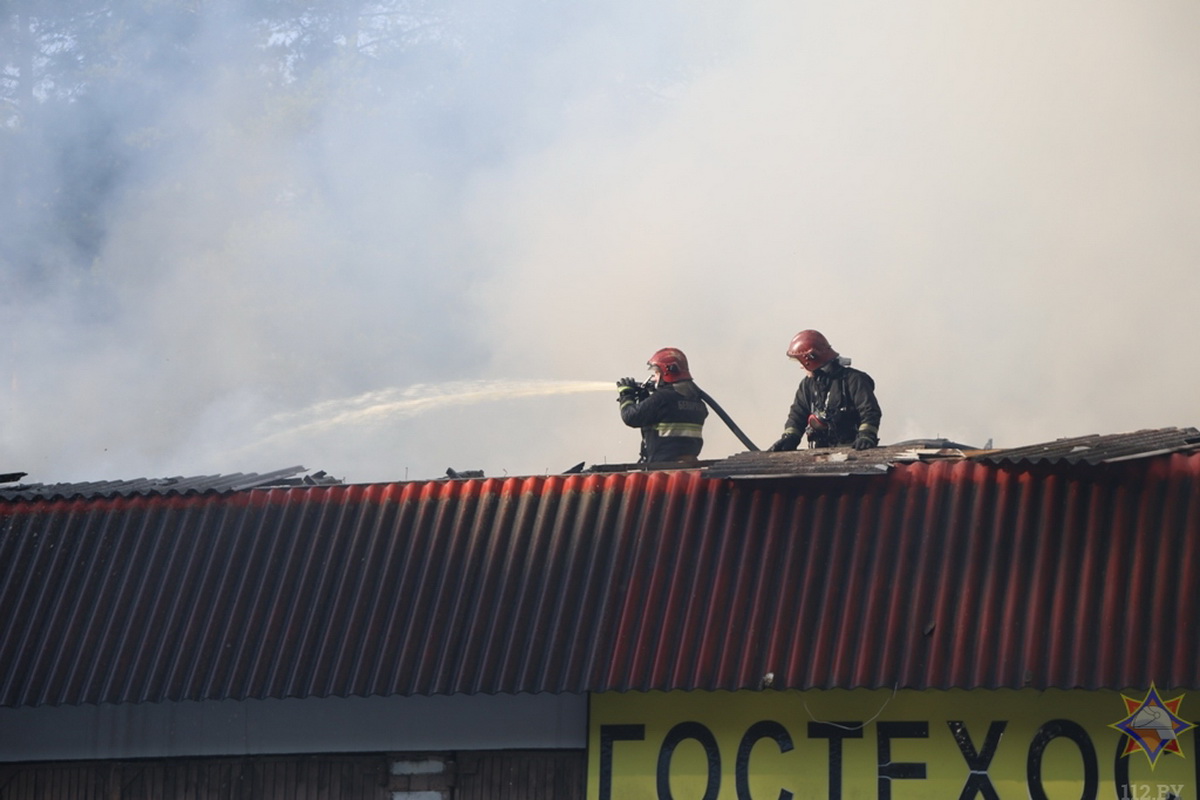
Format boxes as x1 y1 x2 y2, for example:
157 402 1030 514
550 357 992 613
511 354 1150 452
0 466 340 502
2 440 1198 708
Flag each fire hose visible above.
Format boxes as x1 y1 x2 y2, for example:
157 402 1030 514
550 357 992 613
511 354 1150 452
696 386 760 452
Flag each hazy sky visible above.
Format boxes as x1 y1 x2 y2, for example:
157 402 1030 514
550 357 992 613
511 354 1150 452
3 0 1199 484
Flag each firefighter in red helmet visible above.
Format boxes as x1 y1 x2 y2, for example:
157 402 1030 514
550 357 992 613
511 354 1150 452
768 330 882 451
616 348 708 464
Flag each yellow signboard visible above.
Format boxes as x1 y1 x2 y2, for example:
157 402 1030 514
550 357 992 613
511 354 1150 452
589 688 1197 800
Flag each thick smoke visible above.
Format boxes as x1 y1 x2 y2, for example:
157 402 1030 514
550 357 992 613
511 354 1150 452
2 0 1198 483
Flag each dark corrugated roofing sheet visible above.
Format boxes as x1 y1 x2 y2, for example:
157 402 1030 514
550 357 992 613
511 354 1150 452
978 427 1200 465
0 466 340 502
704 428 1200 479
2 444 1198 708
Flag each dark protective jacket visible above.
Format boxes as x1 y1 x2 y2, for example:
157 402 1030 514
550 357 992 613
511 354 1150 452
620 379 708 463
782 362 882 447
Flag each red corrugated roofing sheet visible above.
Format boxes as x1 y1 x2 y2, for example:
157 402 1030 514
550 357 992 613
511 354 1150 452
1 455 1198 708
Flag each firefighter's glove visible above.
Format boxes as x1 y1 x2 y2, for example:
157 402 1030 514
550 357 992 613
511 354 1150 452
768 432 802 452
616 377 640 402
852 432 878 451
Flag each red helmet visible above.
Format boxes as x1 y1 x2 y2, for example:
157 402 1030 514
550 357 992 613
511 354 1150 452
786 330 839 370
647 347 692 382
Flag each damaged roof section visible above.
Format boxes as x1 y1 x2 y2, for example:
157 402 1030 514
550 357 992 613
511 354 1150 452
5 429 1197 492
705 427 1200 480
704 439 972 479
0 466 341 503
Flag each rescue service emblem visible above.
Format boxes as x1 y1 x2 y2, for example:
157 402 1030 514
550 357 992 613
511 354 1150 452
1110 684 1196 767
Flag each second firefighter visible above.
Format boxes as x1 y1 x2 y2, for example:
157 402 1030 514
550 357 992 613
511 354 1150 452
768 329 882 451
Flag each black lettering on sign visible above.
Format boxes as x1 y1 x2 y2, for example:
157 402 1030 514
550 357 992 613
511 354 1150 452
947 720 1006 800
1027 719 1098 800
1113 731 1134 800
599 724 645 800
657 721 721 800
877 721 929 800
736 720 795 800
808 722 864 800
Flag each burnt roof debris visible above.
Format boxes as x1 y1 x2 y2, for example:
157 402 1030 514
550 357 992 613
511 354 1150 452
0 466 341 503
445 467 485 479
705 444 916 480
